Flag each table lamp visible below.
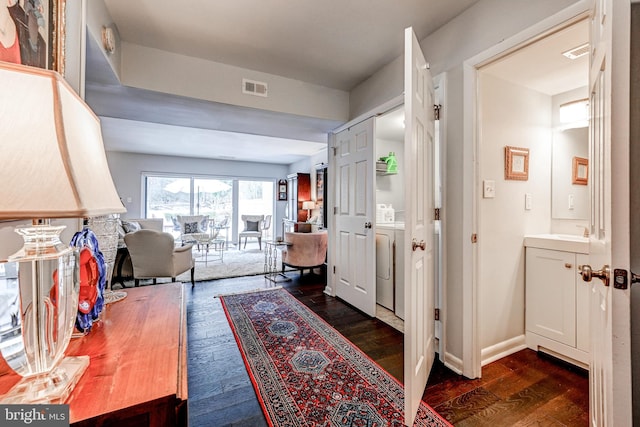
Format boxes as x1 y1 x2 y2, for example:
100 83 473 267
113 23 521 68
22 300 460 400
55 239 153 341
0 62 126 403
302 201 315 222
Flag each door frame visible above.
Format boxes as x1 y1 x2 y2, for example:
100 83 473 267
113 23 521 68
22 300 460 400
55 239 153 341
462 1 591 379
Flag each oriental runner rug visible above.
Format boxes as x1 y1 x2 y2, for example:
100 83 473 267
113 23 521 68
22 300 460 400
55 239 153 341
220 288 451 426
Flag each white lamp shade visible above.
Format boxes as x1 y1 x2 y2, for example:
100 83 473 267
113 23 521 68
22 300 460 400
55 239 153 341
0 63 125 219
302 201 315 210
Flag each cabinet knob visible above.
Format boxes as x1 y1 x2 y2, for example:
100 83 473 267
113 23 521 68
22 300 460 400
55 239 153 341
565 263 573 269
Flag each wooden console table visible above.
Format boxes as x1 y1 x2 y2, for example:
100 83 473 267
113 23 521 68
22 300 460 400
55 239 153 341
0 283 188 427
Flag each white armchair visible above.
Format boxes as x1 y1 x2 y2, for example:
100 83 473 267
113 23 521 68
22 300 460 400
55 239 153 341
238 214 265 250
124 229 195 287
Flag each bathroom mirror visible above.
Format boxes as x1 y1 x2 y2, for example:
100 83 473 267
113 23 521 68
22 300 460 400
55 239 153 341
551 127 589 219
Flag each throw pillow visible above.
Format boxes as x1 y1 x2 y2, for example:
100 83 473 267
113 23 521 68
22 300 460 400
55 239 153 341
199 217 208 232
246 221 259 232
121 220 141 233
184 221 199 234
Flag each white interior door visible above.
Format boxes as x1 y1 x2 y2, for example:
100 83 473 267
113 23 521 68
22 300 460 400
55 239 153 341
333 119 376 316
403 27 435 426
581 1 632 426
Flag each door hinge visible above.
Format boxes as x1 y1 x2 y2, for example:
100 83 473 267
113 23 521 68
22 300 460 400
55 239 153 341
434 104 442 121
333 265 336 274
471 233 478 243
434 308 440 321
434 208 440 221
332 146 338 156
334 206 338 215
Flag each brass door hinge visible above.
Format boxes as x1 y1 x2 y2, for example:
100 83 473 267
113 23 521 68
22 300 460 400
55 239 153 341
434 308 440 321
434 104 442 121
434 208 440 221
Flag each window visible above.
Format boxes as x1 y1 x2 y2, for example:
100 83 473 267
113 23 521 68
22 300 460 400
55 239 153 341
144 174 273 243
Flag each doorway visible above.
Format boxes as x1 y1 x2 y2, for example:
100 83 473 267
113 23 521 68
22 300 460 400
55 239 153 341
474 17 590 371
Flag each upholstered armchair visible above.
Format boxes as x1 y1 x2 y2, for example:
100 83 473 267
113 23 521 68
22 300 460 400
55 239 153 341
176 215 211 243
281 230 328 276
238 214 265 250
124 229 195 287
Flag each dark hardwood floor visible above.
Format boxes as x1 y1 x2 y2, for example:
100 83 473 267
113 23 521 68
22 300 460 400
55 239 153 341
185 272 588 426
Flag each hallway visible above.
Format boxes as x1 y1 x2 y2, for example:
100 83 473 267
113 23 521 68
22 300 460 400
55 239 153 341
185 273 588 426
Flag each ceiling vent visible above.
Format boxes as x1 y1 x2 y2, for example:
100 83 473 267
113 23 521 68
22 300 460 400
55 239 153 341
242 79 268 97
562 43 589 60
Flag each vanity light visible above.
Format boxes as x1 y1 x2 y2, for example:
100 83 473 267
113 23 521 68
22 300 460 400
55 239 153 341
559 99 589 128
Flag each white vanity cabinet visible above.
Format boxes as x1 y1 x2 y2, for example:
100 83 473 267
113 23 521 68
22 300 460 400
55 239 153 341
524 235 589 368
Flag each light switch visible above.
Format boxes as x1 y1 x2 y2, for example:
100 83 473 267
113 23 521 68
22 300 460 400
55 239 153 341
525 193 532 210
126 197 132 203
483 180 495 198
568 194 574 210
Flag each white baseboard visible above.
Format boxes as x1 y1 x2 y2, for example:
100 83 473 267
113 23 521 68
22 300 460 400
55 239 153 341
481 335 527 366
443 351 463 375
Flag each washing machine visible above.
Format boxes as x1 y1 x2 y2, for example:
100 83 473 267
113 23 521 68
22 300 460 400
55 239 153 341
375 223 404 319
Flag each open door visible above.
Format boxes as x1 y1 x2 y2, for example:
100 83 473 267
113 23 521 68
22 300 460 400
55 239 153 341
578 1 632 425
403 27 436 425
333 118 377 316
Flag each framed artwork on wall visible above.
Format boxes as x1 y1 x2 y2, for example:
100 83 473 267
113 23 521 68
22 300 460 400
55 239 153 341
504 146 529 181
277 179 287 201
4 0 66 73
572 156 588 185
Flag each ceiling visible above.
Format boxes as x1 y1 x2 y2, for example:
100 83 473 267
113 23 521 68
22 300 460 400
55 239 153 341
481 19 589 96
88 0 481 163
88 2 588 164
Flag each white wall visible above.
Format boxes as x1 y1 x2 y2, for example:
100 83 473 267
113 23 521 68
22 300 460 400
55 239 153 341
477 73 552 360
86 0 121 81
348 0 583 370
121 43 349 123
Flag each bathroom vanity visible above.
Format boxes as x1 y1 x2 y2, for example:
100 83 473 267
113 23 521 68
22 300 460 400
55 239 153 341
524 233 590 368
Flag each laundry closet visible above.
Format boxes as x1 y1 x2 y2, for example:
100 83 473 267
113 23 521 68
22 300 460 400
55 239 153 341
374 106 405 321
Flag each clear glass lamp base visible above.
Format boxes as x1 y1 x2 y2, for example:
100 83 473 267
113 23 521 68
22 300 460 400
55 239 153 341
0 356 89 404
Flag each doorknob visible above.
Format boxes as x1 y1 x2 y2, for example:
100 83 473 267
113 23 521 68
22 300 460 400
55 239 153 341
412 239 426 251
578 264 610 287
364 222 372 229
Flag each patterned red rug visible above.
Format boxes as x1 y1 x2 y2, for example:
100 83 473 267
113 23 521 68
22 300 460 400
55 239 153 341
220 288 451 426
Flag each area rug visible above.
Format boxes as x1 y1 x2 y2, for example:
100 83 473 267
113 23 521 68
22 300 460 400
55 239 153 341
220 288 451 426
177 248 268 282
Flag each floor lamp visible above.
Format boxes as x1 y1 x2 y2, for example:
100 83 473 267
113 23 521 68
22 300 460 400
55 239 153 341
0 63 126 403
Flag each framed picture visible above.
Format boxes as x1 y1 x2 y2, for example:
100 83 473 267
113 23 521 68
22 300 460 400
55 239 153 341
572 156 588 185
277 179 287 201
5 0 66 73
504 146 530 181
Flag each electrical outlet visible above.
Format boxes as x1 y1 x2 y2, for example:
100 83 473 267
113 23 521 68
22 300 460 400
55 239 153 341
483 180 495 198
525 193 532 210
